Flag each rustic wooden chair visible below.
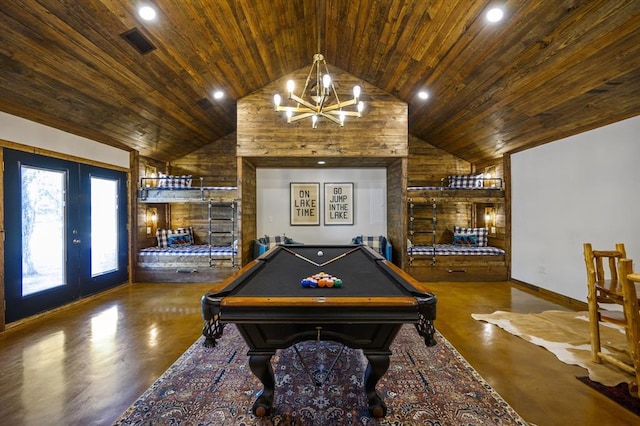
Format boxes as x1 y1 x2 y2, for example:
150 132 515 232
583 243 627 366
618 258 640 397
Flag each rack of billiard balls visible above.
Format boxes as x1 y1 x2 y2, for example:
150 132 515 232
300 272 343 288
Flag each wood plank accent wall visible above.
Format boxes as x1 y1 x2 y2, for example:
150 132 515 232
387 158 406 268
238 157 257 265
407 134 470 187
169 133 238 187
237 66 407 159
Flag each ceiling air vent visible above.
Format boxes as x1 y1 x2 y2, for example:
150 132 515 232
121 28 156 55
196 98 213 110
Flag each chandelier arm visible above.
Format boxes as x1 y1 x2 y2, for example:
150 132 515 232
322 98 357 112
319 113 343 126
276 106 318 113
288 94 320 112
288 112 317 123
324 110 361 117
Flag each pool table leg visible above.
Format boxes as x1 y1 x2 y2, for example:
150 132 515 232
364 353 390 418
248 352 275 417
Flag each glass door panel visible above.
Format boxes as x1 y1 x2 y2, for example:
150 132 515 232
21 166 67 296
4 149 79 322
91 177 119 276
78 165 128 296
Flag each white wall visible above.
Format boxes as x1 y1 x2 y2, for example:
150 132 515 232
511 115 640 302
257 168 387 244
0 112 130 168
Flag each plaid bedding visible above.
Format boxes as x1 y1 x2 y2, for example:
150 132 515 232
139 245 237 256
408 244 505 256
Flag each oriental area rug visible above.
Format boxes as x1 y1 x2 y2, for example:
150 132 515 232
115 325 528 425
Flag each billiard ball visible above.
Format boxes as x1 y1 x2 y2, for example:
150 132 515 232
317 250 323 256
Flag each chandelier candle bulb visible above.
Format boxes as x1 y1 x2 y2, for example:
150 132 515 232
323 74 331 91
287 80 295 98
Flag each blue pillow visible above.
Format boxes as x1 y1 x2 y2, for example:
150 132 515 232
167 233 192 248
452 234 478 247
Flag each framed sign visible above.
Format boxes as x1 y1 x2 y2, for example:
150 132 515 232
290 182 320 225
324 182 354 225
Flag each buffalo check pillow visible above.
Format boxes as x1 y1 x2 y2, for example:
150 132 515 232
263 235 290 249
157 172 193 188
448 174 484 189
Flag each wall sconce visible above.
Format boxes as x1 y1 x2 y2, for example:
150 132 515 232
144 164 158 187
146 207 158 235
484 207 496 234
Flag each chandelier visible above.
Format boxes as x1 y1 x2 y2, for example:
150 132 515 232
272 1 364 128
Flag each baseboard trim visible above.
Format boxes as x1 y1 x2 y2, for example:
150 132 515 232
510 279 588 311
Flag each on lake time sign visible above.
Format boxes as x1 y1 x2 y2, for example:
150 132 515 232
290 182 320 225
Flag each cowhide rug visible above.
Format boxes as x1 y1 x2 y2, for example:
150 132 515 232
472 310 634 386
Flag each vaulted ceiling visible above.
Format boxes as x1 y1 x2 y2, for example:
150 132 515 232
1 0 639 165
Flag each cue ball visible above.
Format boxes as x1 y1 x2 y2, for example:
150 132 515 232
317 250 323 256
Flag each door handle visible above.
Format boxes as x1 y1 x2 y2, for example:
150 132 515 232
73 239 81 244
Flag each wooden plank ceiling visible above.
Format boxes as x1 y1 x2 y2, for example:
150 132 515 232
1 0 639 164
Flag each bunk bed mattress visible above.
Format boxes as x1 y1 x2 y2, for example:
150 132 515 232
409 244 505 256
138 245 237 264
139 186 238 201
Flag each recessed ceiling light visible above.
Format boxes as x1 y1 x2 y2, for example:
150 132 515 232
418 91 429 100
317 160 326 165
213 90 224 100
486 7 504 23
138 5 157 21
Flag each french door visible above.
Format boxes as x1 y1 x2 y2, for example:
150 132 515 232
3 149 128 323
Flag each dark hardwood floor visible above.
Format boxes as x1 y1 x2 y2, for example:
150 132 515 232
0 280 636 425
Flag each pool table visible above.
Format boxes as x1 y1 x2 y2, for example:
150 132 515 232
201 244 437 418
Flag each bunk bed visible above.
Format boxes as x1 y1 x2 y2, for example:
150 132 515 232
137 175 239 274
406 175 507 281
